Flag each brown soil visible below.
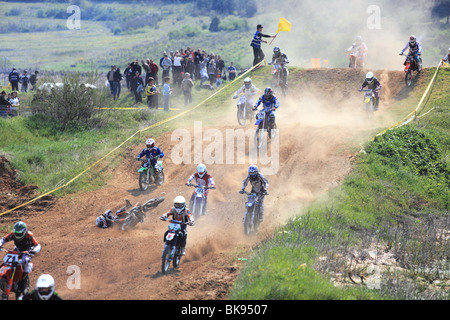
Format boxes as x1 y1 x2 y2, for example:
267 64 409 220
0 68 425 300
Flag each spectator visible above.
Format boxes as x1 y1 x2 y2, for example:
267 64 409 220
124 63 133 91
9 91 19 116
194 48 203 81
106 65 116 97
185 56 195 80
149 59 159 85
227 62 237 81
131 59 142 76
8 68 19 91
29 71 39 91
142 59 151 87
113 67 123 100
181 72 194 107
161 53 172 81
131 71 144 104
207 58 217 86
20 70 30 92
215 74 222 88
172 51 184 87
0 91 12 119
162 77 173 112
145 77 159 109
216 55 225 79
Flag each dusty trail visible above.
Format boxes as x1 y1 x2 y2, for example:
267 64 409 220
0 68 412 300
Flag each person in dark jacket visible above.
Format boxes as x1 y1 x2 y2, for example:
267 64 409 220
130 71 144 103
0 91 12 118
8 68 20 91
250 24 276 67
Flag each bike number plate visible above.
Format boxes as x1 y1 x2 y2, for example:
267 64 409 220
3 254 19 264
166 232 176 241
365 98 371 103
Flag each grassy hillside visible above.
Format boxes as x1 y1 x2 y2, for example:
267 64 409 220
230 67 450 300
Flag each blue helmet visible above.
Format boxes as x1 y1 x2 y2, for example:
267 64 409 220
264 87 273 100
248 165 259 179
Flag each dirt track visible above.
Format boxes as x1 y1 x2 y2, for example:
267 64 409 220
0 68 417 300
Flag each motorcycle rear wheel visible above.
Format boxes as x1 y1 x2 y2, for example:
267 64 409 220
155 171 165 185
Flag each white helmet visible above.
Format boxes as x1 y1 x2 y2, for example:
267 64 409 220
409 35 416 45
36 274 55 300
146 138 155 148
244 77 252 89
174 196 186 214
197 163 207 178
96 216 106 228
365 72 374 83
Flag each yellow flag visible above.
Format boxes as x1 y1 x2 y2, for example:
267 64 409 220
277 18 292 32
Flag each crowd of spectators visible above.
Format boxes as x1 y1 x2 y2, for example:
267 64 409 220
108 47 248 111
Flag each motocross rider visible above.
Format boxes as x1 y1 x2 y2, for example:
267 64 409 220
96 200 133 228
233 77 260 108
253 87 279 128
136 138 164 174
0 221 41 295
186 164 216 216
346 36 368 65
160 196 194 256
400 35 422 72
239 165 269 222
269 46 290 88
359 72 382 111
20 274 62 300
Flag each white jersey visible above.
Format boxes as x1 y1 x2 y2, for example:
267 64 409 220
235 84 259 99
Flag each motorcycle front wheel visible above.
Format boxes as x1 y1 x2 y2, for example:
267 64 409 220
139 171 150 191
161 245 171 274
405 70 413 87
254 129 265 149
173 247 182 268
237 106 246 126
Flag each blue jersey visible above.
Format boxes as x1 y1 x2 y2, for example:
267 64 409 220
254 94 279 112
138 146 164 165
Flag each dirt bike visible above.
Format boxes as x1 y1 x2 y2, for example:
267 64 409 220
235 95 254 126
160 218 189 274
0 248 33 300
240 191 266 235
348 50 364 69
138 158 164 191
361 89 377 119
270 64 288 96
186 184 214 219
402 53 422 87
254 109 277 150
119 202 146 231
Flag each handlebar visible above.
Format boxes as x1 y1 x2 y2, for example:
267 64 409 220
160 217 191 226
186 184 215 190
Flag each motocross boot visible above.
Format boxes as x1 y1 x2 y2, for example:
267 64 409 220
19 273 30 296
181 247 186 256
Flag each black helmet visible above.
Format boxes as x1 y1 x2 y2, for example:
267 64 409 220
264 87 273 99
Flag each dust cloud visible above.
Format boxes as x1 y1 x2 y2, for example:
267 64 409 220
254 0 436 70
